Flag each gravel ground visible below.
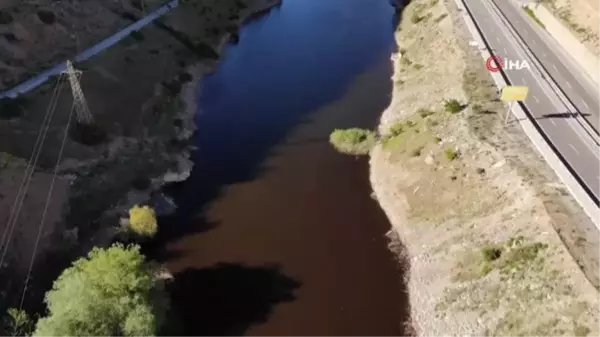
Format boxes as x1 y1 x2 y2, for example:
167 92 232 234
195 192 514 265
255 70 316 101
370 0 599 335
543 0 599 55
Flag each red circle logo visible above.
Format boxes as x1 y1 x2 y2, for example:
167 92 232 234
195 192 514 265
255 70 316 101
486 55 503 72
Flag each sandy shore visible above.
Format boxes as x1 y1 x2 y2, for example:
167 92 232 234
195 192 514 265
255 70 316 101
370 0 599 335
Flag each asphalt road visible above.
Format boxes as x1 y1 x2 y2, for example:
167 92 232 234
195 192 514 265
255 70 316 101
493 0 600 134
464 0 600 202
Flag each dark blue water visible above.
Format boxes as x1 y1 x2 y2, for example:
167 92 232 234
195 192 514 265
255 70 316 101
160 0 408 335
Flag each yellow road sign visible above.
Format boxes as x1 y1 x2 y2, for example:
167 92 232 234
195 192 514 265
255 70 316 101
501 85 529 101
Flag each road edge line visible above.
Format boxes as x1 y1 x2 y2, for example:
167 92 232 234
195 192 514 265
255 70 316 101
453 0 600 227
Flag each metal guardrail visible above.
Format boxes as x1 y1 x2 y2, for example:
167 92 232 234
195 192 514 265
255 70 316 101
0 0 179 99
461 0 599 206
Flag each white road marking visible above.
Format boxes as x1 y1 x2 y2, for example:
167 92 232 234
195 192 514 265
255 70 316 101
568 143 580 155
532 95 539 103
549 119 556 126
542 52 547 58
521 77 527 84
552 64 558 71
496 36 500 43
503 48 507 55
532 39 536 45
582 100 589 109
565 81 572 88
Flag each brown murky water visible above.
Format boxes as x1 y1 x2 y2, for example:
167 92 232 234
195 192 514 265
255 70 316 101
157 0 409 335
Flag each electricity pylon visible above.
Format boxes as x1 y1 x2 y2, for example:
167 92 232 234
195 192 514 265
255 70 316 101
63 60 93 125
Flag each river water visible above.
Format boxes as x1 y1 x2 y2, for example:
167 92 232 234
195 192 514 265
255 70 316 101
158 0 408 334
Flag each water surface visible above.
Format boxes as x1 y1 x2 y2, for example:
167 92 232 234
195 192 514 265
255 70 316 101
159 0 408 334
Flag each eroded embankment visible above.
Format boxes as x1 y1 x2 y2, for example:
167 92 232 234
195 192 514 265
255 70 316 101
370 0 600 335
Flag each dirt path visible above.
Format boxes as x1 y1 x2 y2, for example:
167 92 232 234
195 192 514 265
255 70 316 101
370 0 599 335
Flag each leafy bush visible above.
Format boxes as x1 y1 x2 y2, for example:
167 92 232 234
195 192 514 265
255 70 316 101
128 205 158 238
444 147 458 161
443 99 463 114
329 128 376 155
2 308 33 336
411 13 424 24
481 246 502 262
33 244 168 336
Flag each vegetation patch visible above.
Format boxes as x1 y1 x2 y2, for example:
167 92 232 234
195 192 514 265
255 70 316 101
126 205 158 238
32 244 169 336
444 147 458 161
443 98 464 114
329 128 376 156
523 6 546 29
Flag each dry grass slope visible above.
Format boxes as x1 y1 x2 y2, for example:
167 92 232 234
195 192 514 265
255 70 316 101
370 0 599 335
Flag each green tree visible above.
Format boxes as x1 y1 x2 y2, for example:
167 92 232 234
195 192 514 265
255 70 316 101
2 308 34 336
33 244 168 336
128 205 158 238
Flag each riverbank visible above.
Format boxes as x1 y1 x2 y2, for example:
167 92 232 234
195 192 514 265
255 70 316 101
0 0 281 318
370 0 599 335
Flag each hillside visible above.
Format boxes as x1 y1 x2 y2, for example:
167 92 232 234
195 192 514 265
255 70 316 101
370 0 600 334
0 0 169 90
543 0 600 55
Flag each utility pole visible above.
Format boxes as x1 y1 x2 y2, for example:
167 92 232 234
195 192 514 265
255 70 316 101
63 61 93 125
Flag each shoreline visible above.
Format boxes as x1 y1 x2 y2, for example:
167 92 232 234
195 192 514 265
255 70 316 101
370 0 599 335
178 0 283 166
0 0 283 317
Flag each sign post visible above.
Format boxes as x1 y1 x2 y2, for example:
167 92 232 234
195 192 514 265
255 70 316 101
500 85 529 126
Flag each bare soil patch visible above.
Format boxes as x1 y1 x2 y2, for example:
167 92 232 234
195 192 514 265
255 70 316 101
370 0 599 335
542 0 600 55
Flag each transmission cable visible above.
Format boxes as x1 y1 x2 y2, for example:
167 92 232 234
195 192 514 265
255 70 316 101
0 75 65 268
18 100 76 311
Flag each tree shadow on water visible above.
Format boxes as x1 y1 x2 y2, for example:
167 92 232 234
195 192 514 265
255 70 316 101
168 262 301 336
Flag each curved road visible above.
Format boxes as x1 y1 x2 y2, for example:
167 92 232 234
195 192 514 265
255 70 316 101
0 0 178 99
464 0 600 203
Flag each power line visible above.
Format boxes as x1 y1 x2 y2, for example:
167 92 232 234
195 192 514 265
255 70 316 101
0 75 65 253
0 75 65 268
18 100 77 311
